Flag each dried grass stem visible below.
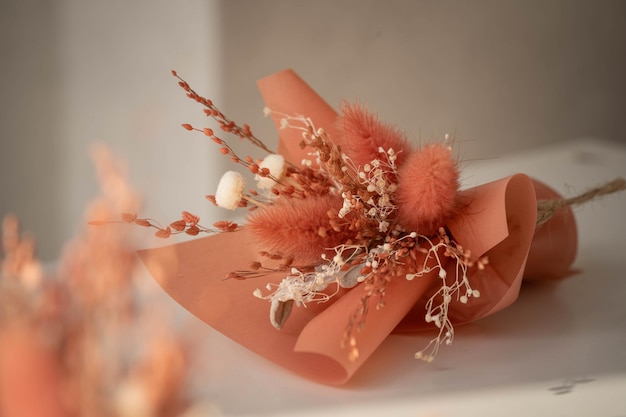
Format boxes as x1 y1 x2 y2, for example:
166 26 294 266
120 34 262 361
536 177 625 227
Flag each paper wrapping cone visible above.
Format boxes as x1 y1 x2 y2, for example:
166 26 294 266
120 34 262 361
138 69 578 384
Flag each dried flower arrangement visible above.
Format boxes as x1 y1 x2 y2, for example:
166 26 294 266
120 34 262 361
130 69 624 385
0 146 203 417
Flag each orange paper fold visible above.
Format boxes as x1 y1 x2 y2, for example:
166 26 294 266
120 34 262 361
138 69 578 384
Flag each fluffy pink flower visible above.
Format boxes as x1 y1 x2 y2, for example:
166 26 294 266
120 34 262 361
336 102 411 169
395 143 460 236
247 195 355 266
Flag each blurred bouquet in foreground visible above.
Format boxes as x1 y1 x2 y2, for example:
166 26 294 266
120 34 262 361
127 70 622 385
0 147 208 417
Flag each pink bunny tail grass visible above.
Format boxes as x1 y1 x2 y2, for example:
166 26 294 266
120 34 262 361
336 101 411 169
395 143 460 236
247 195 355 266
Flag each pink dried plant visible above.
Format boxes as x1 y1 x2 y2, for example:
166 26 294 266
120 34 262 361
394 143 460 236
247 195 356 266
336 101 411 170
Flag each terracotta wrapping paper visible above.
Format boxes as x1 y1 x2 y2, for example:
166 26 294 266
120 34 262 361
137 69 578 385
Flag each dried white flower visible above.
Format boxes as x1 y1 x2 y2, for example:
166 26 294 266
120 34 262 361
269 299 294 329
256 154 286 189
215 171 246 210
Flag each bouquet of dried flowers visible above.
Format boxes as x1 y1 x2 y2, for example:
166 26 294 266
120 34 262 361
132 69 624 385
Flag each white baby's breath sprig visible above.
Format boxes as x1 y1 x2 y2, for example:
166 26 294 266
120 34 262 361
253 269 337 329
407 228 486 363
253 244 368 329
262 108 315 134
340 227 484 363
262 109 329 171
354 147 399 232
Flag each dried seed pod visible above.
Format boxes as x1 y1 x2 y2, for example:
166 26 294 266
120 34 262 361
269 299 294 329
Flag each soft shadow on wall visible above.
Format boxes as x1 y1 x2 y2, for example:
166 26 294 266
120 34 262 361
221 0 626 162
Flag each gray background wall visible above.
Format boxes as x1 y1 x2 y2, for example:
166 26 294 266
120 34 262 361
1 0 224 261
1 0 625 262
221 0 626 159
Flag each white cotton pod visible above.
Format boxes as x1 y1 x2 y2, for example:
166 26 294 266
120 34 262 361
215 171 246 210
256 154 286 189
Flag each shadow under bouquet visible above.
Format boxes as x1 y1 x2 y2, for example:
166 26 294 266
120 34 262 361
138 69 624 385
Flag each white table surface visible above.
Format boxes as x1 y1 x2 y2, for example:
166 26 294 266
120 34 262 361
142 139 626 417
